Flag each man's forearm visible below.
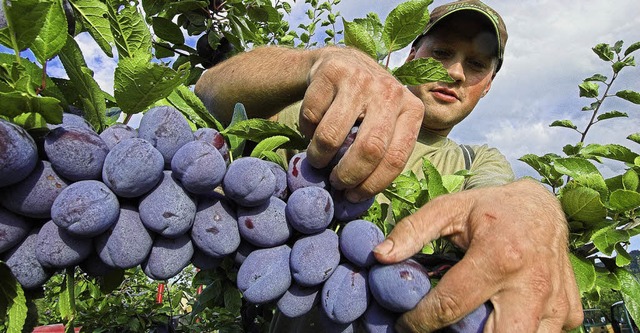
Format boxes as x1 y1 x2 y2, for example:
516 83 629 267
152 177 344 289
194 46 321 125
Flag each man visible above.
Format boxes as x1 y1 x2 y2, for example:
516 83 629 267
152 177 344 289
195 1 584 331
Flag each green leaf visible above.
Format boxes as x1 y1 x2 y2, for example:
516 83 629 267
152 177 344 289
383 0 432 52
597 111 627 121
114 55 188 115
441 174 465 193
616 90 640 104
615 267 640 325
579 81 600 98
353 13 387 60
226 103 248 160
393 57 453 85
613 56 635 73
422 158 447 200
223 118 308 151
622 169 639 191
342 18 377 60
559 186 607 223
550 120 577 130
0 0 52 51
31 0 68 63
616 243 632 267
608 189 640 213
628 133 640 145
0 54 67 103
151 17 184 45
0 263 27 333
591 225 629 256
106 0 152 58
70 0 114 57
59 36 108 131
580 144 639 164
592 43 614 61
594 266 621 290
250 135 290 158
570 253 596 294
624 41 640 56
165 85 224 131
260 150 287 170
554 158 608 195
0 92 63 126
584 74 607 82
223 283 242 314
518 154 562 187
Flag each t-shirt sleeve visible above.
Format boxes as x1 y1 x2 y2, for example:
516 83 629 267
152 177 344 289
464 144 515 189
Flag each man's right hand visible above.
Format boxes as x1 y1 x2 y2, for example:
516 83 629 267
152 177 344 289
301 47 425 203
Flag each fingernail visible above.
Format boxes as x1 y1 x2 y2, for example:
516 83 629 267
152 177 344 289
373 239 393 255
345 191 363 203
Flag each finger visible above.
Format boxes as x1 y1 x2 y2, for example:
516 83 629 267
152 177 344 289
341 93 423 202
299 73 337 139
373 193 473 264
488 291 546 333
396 242 502 332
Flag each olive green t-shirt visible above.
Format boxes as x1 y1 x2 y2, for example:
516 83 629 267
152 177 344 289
269 102 515 332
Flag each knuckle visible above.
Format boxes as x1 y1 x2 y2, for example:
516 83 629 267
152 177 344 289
493 240 524 274
300 105 321 126
312 125 343 151
384 145 413 172
434 293 464 325
356 133 388 163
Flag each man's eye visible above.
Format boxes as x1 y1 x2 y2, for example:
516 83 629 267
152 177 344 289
432 49 450 58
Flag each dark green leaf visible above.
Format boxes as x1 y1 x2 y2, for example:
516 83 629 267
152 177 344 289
624 41 640 56
0 0 52 51
141 0 165 17
628 133 640 145
613 56 635 73
550 120 577 130
597 111 627 121
383 0 432 52
226 103 248 160
59 36 108 131
584 74 607 82
559 186 607 224
570 253 596 294
582 101 600 111
0 263 27 333
615 267 640 325
151 17 184 45
114 55 188 115
393 57 453 85
0 92 63 127
594 266 621 290
31 0 68 63
106 0 152 58
165 85 224 131
223 283 242 314
223 118 308 150
342 18 377 60
69 0 114 57
0 54 67 103
579 81 600 98
592 43 614 61
616 90 640 104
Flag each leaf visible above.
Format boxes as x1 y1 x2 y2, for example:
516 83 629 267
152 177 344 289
250 135 290 158
0 0 52 51
69 0 114 57
58 36 108 131
550 120 577 130
0 263 27 333
624 41 640 56
223 283 242 314
554 158 608 196
594 266 621 290
608 189 640 213
114 55 188 115
628 133 640 145
260 151 287 170
622 169 639 191
421 158 447 200
0 54 67 103
226 103 248 160
592 43 614 61
579 81 600 98
580 144 639 164
616 90 640 104
383 0 432 52
615 267 640 326
353 13 387 60
342 18 377 60
441 174 465 193
559 186 607 223
393 57 453 85
151 16 184 45
165 85 224 131
106 0 152 58
613 56 635 73
584 73 607 82
591 225 629 256
223 118 308 150
31 0 68 63
518 154 562 186
597 111 627 121
0 92 63 126
569 253 596 294
616 243 632 267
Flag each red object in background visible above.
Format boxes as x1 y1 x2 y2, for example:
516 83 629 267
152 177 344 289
32 324 82 333
156 283 165 304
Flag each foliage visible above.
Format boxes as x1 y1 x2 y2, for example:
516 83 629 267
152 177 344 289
518 40 640 326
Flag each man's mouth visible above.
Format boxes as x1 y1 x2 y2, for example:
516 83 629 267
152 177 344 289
431 87 459 102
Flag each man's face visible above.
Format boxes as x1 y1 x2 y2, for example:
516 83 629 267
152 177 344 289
406 12 498 136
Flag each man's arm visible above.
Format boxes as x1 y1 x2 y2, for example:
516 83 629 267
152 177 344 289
195 45 426 202
194 46 317 125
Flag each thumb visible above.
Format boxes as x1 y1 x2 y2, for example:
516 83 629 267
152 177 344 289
373 192 472 264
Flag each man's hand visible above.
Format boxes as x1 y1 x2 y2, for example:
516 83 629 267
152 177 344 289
301 47 425 203
373 179 584 332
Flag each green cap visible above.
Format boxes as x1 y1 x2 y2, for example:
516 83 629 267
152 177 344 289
416 0 508 72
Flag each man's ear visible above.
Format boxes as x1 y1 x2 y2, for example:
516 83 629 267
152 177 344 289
406 47 417 63
481 80 493 98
